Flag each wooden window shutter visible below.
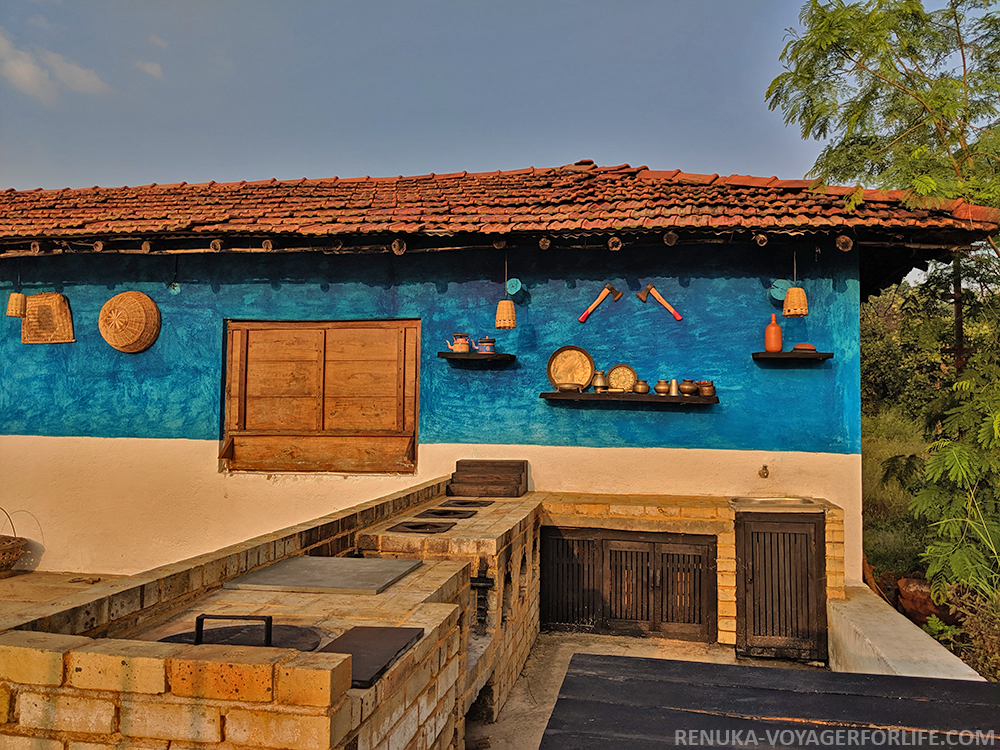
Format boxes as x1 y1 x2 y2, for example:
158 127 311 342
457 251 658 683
223 320 419 473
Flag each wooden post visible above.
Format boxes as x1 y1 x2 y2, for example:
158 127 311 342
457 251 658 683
953 257 966 373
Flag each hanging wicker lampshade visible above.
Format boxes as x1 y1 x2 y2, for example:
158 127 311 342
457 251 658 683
782 287 809 317
495 299 516 329
6 292 26 318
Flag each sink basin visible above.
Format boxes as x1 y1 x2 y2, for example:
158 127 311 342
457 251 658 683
733 497 817 506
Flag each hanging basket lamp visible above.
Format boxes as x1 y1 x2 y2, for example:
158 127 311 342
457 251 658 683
782 250 809 318
495 253 517 329
782 287 808 317
6 292 26 318
495 299 516 329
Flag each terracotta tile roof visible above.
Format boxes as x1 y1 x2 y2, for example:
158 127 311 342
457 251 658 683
0 160 996 245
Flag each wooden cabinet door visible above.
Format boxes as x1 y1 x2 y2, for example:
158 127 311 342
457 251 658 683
655 541 717 641
736 513 827 660
604 540 654 633
541 528 717 642
540 528 602 629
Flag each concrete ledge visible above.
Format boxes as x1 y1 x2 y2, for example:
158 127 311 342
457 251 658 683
829 585 984 681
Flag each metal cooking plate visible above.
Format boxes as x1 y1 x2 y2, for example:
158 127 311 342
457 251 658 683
224 557 421 596
441 498 495 508
415 508 477 519
318 626 424 688
160 624 322 651
387 521 456 534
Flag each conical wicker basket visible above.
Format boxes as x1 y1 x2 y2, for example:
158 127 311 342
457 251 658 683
22 292 75 343
6 292 26 318
495 299 516 329
782 286 809 317
99 291 161 353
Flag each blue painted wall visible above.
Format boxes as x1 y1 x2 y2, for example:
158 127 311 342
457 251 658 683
0 244 860 453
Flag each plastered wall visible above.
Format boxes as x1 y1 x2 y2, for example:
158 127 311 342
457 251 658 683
1 436 861 579
0 243 862 574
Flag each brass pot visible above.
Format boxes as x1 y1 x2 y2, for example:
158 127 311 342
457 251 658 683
634 380 650 394
592 370 609 393
678 379 698 396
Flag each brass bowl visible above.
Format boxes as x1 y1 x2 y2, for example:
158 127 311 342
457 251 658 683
555 382 583 392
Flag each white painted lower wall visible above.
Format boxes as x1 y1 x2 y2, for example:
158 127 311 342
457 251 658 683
0 436 861 577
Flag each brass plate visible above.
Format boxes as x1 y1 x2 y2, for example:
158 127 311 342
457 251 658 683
606 364 637 392
547 346 595 389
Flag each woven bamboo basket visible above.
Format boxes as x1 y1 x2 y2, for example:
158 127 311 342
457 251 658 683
99 291 161 353
0 507 27 578
782 286 809 317
495 299 516 329
22 292 75 343
6 292 26 318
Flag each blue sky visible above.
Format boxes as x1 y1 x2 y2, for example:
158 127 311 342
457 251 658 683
0 1 822 190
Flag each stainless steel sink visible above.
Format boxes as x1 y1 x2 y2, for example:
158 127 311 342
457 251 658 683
730 497 825 512
732 497 817 506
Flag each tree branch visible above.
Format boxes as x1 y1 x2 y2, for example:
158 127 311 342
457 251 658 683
835 45 965 180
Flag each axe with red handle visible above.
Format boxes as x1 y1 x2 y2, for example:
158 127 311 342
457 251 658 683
579 283 624 323
636 283 683 320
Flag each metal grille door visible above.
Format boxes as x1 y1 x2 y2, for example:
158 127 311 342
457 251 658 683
736 513 827 660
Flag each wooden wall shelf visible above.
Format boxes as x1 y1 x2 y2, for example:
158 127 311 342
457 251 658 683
540 392 719 405
438 352 516 362
752 351 833 361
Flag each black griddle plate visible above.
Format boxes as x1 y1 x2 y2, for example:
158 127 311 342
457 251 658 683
161 624 322 652
440 498 495 508
415 508 477 519
318 626 424 688
386 521 456 534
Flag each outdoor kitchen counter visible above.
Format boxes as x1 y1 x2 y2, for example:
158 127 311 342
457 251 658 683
130 558 470 646
358 494 543 722
357 494 542 559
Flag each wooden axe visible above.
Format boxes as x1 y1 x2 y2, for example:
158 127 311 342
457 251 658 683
637 283 683 320
578 283 624 323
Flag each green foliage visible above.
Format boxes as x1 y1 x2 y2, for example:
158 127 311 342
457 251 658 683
862 409 931 576
922 614 965 648
910 362 1000 601
953 590 1000 680
768 0 1000 207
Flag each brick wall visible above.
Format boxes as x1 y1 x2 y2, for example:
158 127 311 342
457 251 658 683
0 600 461 749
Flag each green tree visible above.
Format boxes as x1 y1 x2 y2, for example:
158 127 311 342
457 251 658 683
767 0 1000 217
769 1 1000 651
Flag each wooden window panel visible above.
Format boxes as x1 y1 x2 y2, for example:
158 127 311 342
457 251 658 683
224 320 419 473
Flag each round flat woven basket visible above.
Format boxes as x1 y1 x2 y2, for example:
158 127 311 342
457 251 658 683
99 291 161 353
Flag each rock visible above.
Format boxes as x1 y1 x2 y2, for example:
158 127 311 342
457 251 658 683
896 577 961 626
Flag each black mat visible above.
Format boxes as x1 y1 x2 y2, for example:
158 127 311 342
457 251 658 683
541 655 1000 749
317 626 424 688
